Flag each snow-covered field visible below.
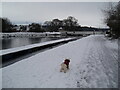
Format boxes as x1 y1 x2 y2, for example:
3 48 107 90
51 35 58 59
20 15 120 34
2 35 118 88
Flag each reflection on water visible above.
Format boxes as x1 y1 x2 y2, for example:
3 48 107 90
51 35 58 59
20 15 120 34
1 37 62 50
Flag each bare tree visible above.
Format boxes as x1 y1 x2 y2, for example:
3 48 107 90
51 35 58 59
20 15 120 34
29 23 44 32
103 2 120 38
1 18 13 32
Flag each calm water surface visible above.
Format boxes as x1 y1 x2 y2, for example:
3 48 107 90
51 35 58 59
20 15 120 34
1 37 63 50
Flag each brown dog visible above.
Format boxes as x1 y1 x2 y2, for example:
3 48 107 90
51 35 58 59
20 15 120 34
60 59 70 73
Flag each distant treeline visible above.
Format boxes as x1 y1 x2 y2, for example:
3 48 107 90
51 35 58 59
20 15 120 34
0 16 108 33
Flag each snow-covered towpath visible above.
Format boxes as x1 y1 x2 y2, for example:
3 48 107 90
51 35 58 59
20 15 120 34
2 35 118 88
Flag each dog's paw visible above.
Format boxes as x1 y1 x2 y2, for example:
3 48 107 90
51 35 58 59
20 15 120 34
60 70 63 72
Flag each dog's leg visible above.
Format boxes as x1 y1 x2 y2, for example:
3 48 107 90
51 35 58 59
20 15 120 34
60 63 65 72
60 68 62 72
60 68 63 72
64 71 66 73
64 67 67 73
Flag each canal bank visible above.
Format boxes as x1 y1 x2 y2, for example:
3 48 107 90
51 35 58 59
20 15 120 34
1 37 80 67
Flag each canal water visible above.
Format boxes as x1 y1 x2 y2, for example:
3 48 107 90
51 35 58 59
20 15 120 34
1 37 64 50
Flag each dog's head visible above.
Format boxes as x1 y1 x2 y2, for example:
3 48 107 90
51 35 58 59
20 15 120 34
64 59 70 63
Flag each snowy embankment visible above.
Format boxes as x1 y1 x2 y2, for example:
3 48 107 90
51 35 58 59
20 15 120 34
0 38 74 56
0 32 61 38
2 35 118 88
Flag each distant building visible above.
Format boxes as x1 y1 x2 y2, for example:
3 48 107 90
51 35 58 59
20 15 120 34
13 25 20 31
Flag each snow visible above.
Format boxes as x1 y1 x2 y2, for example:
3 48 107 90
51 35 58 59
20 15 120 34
0 32 61 35
0 32 61 37
0 32 61 39
0 69 2 90
0 38 73 56
2 35 118 88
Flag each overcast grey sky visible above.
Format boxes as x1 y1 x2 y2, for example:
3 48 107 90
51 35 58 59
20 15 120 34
1 2 115 28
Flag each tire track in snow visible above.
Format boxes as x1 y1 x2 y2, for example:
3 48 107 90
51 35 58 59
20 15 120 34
95 36 118 88
76 35 118 88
